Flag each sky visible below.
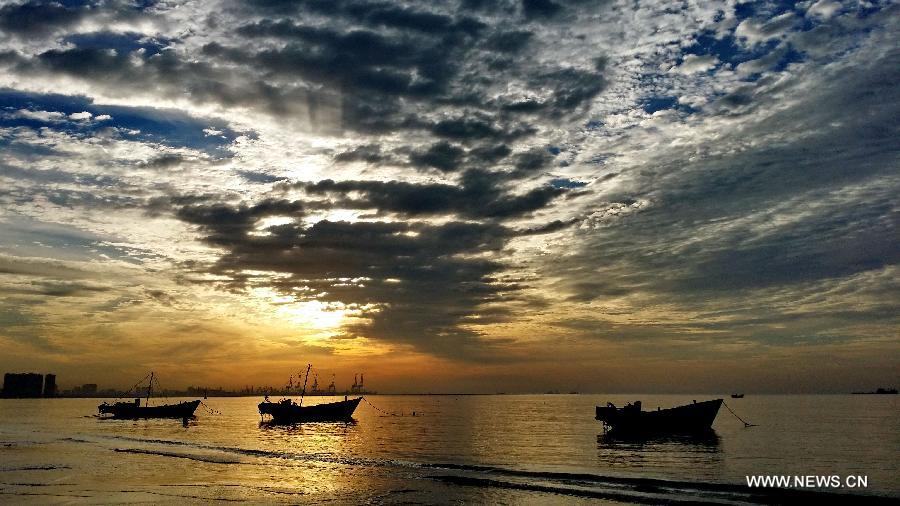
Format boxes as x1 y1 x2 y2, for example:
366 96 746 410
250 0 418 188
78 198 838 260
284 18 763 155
0 0 897 394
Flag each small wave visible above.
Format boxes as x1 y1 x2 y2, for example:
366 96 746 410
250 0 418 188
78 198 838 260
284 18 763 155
114 448 244 465
60 437 92 443
0 491 93 499
100 434 386 468
99 437 895 503
431 475 683 504
111 488 246 502
0 465 72 472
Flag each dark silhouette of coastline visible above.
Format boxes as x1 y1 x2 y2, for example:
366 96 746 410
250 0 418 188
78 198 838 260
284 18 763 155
852 387 897 394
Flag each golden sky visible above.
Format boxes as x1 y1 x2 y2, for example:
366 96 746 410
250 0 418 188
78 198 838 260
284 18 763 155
0 0 897 393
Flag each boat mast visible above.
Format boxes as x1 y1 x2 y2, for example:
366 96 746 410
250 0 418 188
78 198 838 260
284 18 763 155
299 364 311 407
147 371 154 407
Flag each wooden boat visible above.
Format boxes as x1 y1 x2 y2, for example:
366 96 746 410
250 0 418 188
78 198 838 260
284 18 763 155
258 364 362 423
99 399 201 419
258 396 362 423
595 399 722 434
97 372 201 419
731 393 744 398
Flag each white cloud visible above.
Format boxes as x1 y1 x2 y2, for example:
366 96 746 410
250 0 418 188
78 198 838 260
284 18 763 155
734 12 797 48
68 111 93 121
673 54 719 74
13 109 65 122
807 0 843 19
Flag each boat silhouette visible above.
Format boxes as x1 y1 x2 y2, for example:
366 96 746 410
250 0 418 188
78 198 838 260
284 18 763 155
98 372 201 419
259 396 362 423
595 399 722 435
258 364 362 423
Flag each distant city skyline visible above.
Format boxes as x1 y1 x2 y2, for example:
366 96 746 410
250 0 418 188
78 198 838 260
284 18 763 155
0 0 897 393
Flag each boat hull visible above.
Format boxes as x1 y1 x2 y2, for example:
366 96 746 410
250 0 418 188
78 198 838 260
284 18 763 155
259 397 362 423
98 400 201 419
596 399 722 434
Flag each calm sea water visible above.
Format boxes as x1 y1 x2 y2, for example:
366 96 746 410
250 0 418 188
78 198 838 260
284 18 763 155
0 394 896 503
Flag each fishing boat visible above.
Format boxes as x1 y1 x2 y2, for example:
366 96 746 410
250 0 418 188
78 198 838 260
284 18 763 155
258 364 362 423
595 399 722 434
731 393 744 398
98 399 201 418
98 372 201 419
259 396 362 423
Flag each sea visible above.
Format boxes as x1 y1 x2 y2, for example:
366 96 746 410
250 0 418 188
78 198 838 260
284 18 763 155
0 394 897 504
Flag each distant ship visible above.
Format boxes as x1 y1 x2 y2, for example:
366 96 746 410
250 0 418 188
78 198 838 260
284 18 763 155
852 387 897 395
98 372 200 419
731 393 744 398
596 399 722 434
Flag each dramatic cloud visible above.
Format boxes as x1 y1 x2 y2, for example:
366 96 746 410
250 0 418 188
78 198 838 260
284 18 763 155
175 200 520 358
0 0 896 392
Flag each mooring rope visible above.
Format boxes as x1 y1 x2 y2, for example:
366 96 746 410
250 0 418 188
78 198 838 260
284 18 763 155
361 397 421 417
114 373 152 401
723 401 756 427
199 401 221 415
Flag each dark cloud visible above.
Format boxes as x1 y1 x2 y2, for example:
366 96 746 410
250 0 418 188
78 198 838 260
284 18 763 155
139 154 184 170
501 99 545 113
296 170 566 219
470 144 512 163
144 193 227 217
175 198 520 358
485 30 533 53
28 280 111 297
230 21 454 97
512 148 555 176
237 170 287 184
539 63 607 111
408 141 465 172
176 199 305 245
520 218 579 235
522 0 563 18
431 115 534 141
566 281 632 302
333 143 387 164
0 1 89 39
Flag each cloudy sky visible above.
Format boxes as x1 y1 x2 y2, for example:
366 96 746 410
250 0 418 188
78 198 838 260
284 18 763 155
0 0 896 393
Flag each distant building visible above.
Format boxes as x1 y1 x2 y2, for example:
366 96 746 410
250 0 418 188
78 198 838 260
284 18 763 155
2 373 45 398
81 383 98 394
43 374 57 397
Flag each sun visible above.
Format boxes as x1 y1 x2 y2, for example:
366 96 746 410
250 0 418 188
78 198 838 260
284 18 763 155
248 287 347 334
277 300 348 331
